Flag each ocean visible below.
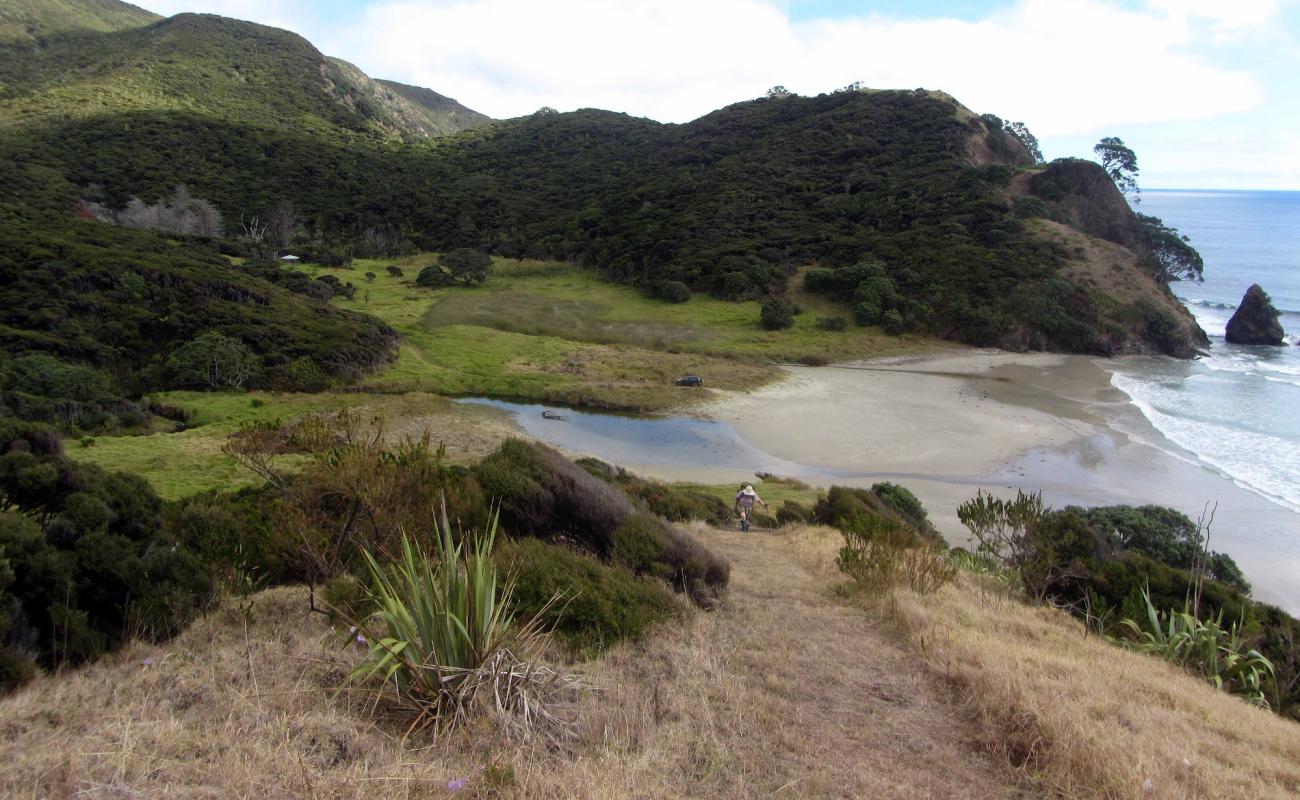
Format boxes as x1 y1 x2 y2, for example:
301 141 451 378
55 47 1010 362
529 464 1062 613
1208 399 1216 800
1106 189 1300 516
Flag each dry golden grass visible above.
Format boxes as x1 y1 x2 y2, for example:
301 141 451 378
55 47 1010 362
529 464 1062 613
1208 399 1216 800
4 524 1293 799
891 574 1300 799
0 525 1022 799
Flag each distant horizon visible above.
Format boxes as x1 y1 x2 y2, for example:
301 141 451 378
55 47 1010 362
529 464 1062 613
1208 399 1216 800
1145 186 1300 194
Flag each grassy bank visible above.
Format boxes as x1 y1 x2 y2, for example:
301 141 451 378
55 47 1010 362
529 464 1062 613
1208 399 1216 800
73 255 941 499
5 523 1294 798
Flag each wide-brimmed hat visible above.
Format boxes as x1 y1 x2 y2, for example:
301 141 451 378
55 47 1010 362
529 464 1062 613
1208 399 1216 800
741 485 757 496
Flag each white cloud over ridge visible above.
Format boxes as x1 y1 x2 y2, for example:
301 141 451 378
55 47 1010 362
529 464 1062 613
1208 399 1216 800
135 0 1293 185
332 0 1265 137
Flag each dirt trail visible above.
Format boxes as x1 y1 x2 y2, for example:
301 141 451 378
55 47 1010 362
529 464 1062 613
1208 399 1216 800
662 524 1026 798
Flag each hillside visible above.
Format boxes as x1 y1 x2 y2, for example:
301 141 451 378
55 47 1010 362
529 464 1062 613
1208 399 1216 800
3 524 1296 798
0 11 490 141
376 77 492 134
0 0 157 43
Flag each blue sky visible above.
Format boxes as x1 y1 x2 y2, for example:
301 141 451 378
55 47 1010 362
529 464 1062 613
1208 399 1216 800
136 0 1300 189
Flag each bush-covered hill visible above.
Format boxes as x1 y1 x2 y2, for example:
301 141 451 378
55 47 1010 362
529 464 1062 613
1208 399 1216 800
0 215 398 428
0 5 1204 356
0 0 157 44
0 11 489 142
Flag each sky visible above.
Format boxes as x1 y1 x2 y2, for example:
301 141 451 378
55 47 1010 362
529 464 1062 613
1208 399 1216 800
132 0 1300 190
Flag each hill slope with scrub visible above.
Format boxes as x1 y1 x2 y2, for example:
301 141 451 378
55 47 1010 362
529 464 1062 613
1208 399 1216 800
1 3 1203 359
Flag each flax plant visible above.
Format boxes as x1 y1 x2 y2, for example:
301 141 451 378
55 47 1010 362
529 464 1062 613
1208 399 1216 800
1118 588 1275 709
346 502 578 740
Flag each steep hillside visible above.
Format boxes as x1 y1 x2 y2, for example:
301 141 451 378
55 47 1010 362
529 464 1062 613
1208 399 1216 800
376 77 492 134
0 11 488 142
0 0 157 43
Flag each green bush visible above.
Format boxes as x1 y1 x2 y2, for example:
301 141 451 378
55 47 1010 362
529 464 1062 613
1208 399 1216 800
776 500 812 526
760 298 797 330
475 440 729 604
658 280 691 303
275 356 330 392
816 315 847 331
0 424 213 683
499 538 678 654
610 514 670 573
882 309 905 335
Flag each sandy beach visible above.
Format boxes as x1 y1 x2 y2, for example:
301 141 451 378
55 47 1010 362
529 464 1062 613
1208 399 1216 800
700 350 1299 613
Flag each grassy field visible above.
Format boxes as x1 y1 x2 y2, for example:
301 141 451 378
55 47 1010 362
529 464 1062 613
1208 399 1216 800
73 255 942 498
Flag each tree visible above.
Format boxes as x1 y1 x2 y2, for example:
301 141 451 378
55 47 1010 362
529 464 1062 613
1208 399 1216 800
168 332 259 390
267 200 300 251
439 248 492 286
1094 136 1140 199
760 298 796 330
1004 121 1043 164
1136 213 1203 283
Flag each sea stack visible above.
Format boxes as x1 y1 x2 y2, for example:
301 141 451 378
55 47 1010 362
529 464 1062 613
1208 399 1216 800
1224 284 1286 345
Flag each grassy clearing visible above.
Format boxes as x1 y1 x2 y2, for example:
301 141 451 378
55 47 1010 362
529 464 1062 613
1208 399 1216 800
73 391 517 500
73 255 939 498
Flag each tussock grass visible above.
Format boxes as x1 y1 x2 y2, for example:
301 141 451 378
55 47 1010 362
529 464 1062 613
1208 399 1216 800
891 573 1300 799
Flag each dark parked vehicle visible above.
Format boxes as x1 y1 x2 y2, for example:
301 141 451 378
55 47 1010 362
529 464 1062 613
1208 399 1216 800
675 375 703 387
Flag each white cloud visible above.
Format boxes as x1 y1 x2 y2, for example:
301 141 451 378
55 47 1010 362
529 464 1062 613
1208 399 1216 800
325 0 1265 138
134 0 1293 185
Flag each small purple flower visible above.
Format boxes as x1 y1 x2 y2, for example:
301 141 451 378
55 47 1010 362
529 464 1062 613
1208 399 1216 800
349 626 357 635
355 634 368 646
448 778 467 791
142 657 155 667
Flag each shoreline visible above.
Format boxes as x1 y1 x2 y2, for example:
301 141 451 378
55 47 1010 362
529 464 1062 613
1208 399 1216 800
695 350 1299 613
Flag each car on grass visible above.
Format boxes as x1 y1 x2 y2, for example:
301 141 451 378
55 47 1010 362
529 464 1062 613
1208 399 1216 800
675 374 703 387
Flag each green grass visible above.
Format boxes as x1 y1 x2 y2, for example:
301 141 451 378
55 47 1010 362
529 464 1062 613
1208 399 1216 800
74 254 942 498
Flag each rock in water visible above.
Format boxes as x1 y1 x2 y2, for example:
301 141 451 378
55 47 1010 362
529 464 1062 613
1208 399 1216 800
1225 284 1286 345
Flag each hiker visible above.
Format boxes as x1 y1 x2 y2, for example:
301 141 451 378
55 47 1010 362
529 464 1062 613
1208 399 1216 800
734 484 767 532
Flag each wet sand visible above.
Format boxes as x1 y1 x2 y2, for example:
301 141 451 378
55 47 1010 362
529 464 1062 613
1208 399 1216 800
698 351 1299 613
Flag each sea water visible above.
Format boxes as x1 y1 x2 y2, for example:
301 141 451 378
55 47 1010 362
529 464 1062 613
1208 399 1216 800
1107 190 1300 515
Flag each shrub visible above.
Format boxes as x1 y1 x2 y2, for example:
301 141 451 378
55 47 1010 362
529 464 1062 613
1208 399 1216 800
385 265 403 278
882 309 906 335
803 268 836 294
0 434 212 681
347 509 575 737
475 440 729 605
776 501 812 526
168 331 259 390
275 357 330 392
499 538 677 654
658 280 691 303
836 512 955 596
816 315 847 331
871 482 930 531
610 514 670 572
760 298 796 330
415 264 452 287
439 248 492 286
1117 588 1275 708
364 272 376 283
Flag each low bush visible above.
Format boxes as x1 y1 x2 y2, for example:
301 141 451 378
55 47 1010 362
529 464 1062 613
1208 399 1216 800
760 297 797 330
476 440 729 605
347 510 574 738
814 484 936 541
657 280 691 304
776 500 813 526
498 537 678 654
816 315 847 331
579 463 730 525
0 422 212 684
836 512 955 596
1117 589 1275 708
